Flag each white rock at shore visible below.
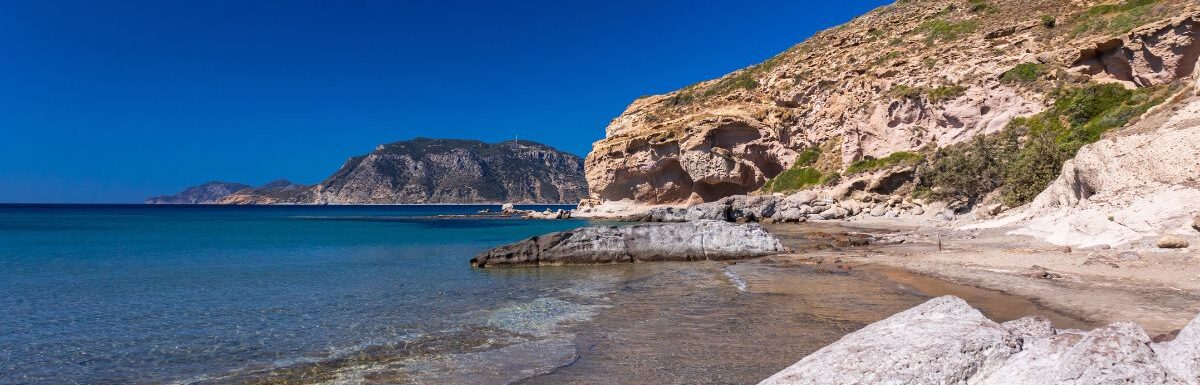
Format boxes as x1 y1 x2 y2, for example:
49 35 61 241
761 295 1200 385
470 220 786 267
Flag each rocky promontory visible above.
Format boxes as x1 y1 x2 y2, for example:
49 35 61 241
148 138 589 205
144 181 251 204
761 295 1200 385
470 220 786 267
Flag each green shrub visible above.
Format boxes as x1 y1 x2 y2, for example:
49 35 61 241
795 147 821 167
821 171 841 186
888 84 925 100
927 85 967 103
1072 0 1161 35
761 166 824 193
1000 83 1165 205
918 18 978 42
704 72 759 97
1001 62 1044 84
916 82 1171 207
968 0 993 13
1041 15 1057 28
918 134 1012 204
846 151 923 175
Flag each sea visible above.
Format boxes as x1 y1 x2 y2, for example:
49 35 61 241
0 204 1007 385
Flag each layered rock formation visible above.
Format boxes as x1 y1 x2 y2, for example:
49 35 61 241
585 0 1200 204
470 220 786 267
144 181 251 204
761 296 1200 385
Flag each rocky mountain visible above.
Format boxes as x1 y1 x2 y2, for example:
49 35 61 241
584 0 1200 204
294 138 587 204
216 179 309 204
162 138 588 205
145 181 251 204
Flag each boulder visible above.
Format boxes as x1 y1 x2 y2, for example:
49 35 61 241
1048 323 1181 384
761 296 1198 385
870 205 888 217
759 296 1017 385
1193 214 1200 232
1158 235 1190 249
471 220 786 267
1155 311 1200 383
776 207 805 222
819 206 849 220
684 201 730 221
910 206 926 216
645 207 687 222
730 195 778 222
785 191 817 206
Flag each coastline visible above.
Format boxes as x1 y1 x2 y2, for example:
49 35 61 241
763 220 1200 336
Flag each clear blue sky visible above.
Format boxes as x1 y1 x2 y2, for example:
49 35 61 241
0 0 890 203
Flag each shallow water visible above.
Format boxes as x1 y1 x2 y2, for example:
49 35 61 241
0 205 1086 385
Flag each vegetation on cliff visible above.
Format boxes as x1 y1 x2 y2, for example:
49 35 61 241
917 82 1177 206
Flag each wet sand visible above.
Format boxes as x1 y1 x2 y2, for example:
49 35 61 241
766 220 1200 336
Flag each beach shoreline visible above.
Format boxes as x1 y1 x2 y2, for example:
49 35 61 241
764 220 1200 336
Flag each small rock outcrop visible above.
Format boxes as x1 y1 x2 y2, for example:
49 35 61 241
760 295 1200 385
145 181 251 204
470 220 786 267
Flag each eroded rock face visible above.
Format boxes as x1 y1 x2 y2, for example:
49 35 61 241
1073 16 1200 87
1015 97 1200 247
761 296 1200 385
469 220 785 267
584 1 1200 204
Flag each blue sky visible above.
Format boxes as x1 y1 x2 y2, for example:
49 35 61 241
0 0 890 203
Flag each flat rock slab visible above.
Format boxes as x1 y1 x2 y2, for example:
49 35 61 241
470 220 786 267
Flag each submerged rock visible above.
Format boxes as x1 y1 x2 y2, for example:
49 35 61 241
761 295 1200 385
471 220 786 267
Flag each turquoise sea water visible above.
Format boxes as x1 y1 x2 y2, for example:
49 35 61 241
0 204 592 384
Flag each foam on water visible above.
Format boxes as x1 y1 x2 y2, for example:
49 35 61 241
724 267 750 292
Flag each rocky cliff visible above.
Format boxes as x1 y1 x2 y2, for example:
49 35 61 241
585 0 1200 204
145 181 251 204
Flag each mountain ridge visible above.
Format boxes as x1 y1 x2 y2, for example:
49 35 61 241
148 138 588 204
